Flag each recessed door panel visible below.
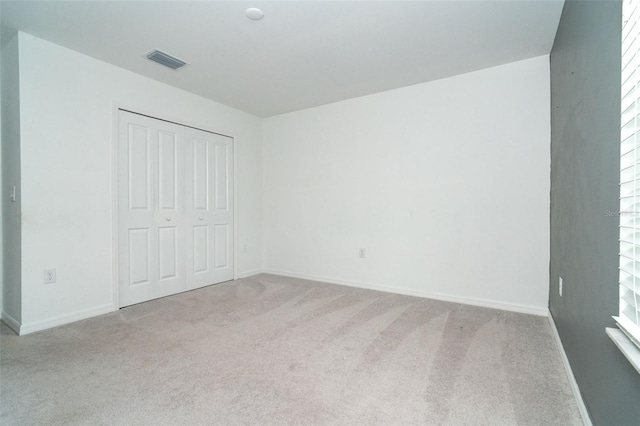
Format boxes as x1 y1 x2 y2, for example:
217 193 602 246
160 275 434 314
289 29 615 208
158 226 178 280
129 228 150 286
194 139 209 210
158 131 178 211
215 143 228 211
214 224 228 269
193 225 209 273
128 125 150 211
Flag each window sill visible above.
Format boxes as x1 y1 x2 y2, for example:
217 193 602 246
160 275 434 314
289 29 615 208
606 327 640 374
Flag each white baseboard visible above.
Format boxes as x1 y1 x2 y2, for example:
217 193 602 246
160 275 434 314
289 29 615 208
19 303 116 336
236 269 262 279
547 311 592 426
1 311 21 334
262 269 548 316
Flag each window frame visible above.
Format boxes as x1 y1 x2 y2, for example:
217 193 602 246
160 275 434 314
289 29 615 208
610 0 640 374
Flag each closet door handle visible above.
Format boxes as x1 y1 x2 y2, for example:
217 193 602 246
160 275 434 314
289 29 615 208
165 217 171 222
198 216 204 221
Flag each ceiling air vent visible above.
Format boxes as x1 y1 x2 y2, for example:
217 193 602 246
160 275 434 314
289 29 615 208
145 49 188 70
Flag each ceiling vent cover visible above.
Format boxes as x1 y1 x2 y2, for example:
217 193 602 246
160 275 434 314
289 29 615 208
146 49 187 70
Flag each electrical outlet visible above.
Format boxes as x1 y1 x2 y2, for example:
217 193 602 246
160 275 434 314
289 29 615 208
44 269 56 284
559 276 563 297
359 248 366 258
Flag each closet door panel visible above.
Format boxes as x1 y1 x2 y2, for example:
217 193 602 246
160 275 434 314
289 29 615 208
185 130 216 289
185 129 234 289
119 110 233 305
155 127 185 294
119 115 158 306
118 110 186 307
212 135 234 282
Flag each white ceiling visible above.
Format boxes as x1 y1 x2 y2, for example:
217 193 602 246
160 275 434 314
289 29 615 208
0 0 564 117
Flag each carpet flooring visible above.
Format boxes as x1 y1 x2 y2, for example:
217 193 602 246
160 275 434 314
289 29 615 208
1 274 582 425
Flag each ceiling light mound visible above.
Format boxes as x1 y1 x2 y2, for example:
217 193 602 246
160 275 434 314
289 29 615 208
245 8 264 21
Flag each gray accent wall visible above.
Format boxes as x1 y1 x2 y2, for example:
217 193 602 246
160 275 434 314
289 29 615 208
550 1 640 425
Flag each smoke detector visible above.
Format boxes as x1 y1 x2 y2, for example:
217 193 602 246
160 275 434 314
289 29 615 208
245 8 264 20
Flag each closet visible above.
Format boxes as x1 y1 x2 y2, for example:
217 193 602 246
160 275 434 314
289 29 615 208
117 110 234 307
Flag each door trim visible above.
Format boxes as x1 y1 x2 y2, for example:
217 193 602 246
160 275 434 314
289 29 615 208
111 103 238 309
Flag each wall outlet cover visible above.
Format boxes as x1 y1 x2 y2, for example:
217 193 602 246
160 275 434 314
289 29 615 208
44 269 57 284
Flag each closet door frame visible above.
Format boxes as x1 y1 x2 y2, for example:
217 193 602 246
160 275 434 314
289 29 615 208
111 104 238 309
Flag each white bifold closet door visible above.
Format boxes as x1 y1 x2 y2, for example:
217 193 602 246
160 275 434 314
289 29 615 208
118 110 233 307
184 126 234 291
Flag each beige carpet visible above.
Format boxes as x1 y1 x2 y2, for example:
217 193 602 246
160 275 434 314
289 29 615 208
0 274 582 425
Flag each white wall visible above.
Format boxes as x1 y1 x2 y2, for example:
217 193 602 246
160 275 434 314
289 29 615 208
17 33 262 333
1 34 22 328
263 56 551 314
7 32 551 332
